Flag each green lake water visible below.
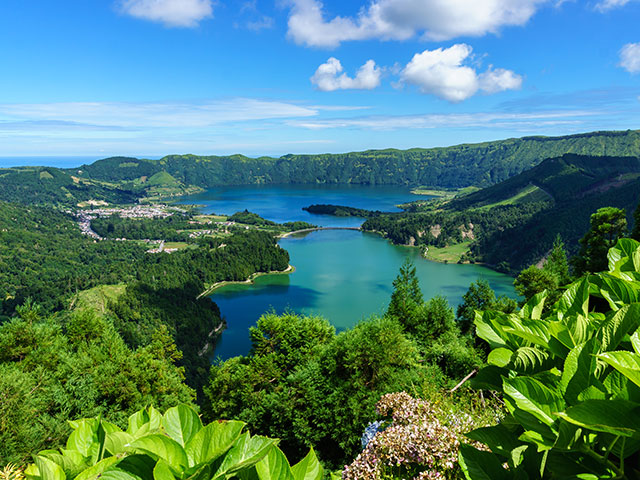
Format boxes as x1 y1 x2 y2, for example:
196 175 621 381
177 185 516 359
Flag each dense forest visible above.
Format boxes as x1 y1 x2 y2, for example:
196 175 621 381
0 200 290 396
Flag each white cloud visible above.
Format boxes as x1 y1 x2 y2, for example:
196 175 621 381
119 0 213 27
311 58 382 91
286 0 548 48
620 43 640 73
401 44 522 102
595 0 632 11
479 67 524 93
0 99 318 128
289 110 597 131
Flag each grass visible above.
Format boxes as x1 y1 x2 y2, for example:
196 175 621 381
423 241 471 263
73 284 127 314
410 187 457 197
477 184 552 211
164 242 189 250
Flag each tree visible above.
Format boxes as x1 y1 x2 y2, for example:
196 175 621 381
632 198 640 241
513 265 557 302
543 234 570 285
572 206 628 275
456 280 496 335
414 295 456 342
386 257 424 332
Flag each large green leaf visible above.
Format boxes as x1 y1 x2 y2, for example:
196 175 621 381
114 455 156 480
597 304 640 351
509 347 553 375
458 444 510 480
66 420 98 458
557 399 640 437
153 460 175 480
211 433 276 478
74 457 120 480
34 456 66 480
185 420 245 468
556 278 590 320
592 274 640 310
465 424 522 460
162 404 203 447
474 311 508 349
291 448 323 480
519 291 547 320
504 318 551 349
608 238 640 281
105 431 134 456
254 447 294 480
561 340 602 405
97 470 143 480
127 435 188 472
598 351 640 388
487 348 513 368
38 450 83 479
503 376 565 427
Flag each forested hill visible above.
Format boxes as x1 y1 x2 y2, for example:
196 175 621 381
361 153 640 271
75 129 640 189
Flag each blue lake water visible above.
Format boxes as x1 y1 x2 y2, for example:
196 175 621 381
178 185 516 359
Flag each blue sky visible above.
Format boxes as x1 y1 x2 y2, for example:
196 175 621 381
0 0 639 157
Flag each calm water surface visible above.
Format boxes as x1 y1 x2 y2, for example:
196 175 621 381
179 184 422 227
178 185 516 359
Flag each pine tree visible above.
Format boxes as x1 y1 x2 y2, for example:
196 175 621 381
387 257 423 332
543 234 570 285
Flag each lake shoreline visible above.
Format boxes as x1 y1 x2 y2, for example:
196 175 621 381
198 264 295 297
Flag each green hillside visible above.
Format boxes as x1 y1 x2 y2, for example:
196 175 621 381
362 153 640 271
0 129 639 207
75 129 640 190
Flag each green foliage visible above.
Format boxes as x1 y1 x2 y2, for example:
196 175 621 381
0 201 146 316
513 236 570 307
23 404 323 480
456 280 517 335
91 215 193 241
572 206 628 276
513 266 557 302
460 238 640 479
544 235 571 286
0 307 194 465
386 258 424 332
205 313 424 468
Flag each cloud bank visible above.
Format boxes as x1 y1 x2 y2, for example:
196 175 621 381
287 0 548 48
119 0 213 27
311 58 382 91
401 44 522 101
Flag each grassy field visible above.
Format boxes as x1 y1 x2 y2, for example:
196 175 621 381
164 242 190 250
477 184 552 211
73 284 127 313
423 241 471 263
